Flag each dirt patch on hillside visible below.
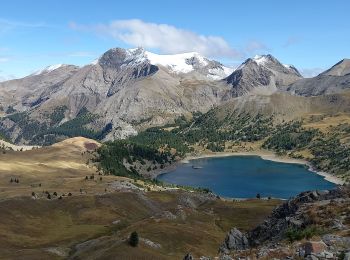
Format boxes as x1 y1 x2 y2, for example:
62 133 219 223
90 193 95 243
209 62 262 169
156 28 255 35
84 142 98 151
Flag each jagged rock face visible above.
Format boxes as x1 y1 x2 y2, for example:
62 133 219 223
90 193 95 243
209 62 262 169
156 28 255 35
225 60 273 97
98 48 159 97
224 54 302 98
284 59 350 96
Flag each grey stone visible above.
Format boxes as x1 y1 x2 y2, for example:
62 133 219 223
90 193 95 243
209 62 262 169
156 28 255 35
140 238 161 249
219 255 233 260
183 253 193 260
306 255 319 260
220 228 249 253
322 234 350 248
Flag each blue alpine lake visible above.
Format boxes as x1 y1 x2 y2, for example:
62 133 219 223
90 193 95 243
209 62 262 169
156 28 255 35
157 156 336 199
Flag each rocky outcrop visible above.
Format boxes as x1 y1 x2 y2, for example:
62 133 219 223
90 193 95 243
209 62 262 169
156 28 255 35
220 185 350 259
248 188 348 246
220 228 249 253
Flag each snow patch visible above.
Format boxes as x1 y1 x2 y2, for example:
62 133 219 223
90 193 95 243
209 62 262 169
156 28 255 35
90 58 99 65
208 67 234 80
144 50 232 79
145 51 203 74
32 64 66 76
253 55 269 66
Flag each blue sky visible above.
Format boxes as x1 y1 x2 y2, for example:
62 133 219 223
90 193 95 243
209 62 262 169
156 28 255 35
0 0 349 80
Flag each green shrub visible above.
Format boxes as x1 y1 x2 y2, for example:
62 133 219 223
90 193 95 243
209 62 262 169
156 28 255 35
129 231 139 247
285 226 323 242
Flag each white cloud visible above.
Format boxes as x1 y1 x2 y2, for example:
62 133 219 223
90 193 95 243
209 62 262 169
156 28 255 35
70 19 242 59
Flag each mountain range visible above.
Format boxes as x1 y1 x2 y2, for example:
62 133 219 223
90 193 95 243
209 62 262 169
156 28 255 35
0 47 349 144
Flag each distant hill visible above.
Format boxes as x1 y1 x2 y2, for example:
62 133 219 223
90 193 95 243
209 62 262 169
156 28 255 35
284 59 350 96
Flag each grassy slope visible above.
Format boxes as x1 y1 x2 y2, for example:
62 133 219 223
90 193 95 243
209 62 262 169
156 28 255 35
0 136 281 259
0 192 280 259
0 137 102 198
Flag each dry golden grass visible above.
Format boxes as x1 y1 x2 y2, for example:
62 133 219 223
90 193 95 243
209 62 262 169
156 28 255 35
303 113 350 132
292 149 314 160
0 137 128 199
0 191 280 259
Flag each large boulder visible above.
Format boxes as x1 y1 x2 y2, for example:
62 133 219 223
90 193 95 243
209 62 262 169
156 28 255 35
220 228 249 253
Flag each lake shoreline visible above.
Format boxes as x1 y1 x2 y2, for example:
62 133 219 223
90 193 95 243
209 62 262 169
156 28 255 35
180 151 345 185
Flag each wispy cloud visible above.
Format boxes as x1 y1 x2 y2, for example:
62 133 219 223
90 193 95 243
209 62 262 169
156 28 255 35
67 51 97 58
283 36 302 48
70 19 243 59
0 47 9 52
245 40 269 53
0 56 10 63
300 67 324 78
0 70 16 82
0 18 48 34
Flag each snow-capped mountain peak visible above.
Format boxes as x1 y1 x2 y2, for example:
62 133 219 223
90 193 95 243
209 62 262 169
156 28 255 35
236 54 301 76
96 47 233 80
253 55 270 66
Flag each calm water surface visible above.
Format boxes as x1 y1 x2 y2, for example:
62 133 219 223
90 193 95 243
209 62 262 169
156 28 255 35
157 156 336 199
